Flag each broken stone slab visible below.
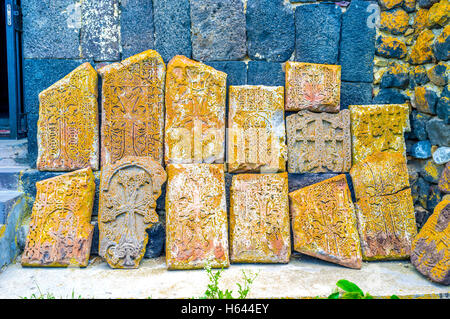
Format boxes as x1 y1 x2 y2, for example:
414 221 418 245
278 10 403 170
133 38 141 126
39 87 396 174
21 168 96 267
286 110 351 173
227 85 287 173
98 156 166 269
289 174 362 269
164 56 227 165
165 164 229 270
37 62 98 171
229 173 290 264
99 50 166 167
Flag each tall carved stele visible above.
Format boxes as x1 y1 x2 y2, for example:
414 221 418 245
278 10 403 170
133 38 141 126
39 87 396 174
21 168 95 267
37 62 99 171
165 164 229 269
99 50 166 166
98 156 166 269
165 55 227 165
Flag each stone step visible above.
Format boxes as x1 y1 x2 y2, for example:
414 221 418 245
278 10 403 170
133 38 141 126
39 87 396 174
0 191 23 224
0 167 27 191
0 139 29 167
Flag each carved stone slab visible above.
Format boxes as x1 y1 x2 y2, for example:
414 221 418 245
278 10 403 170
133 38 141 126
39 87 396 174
21 168 95 267
165 164 229 269
349 104 410 164
286 110 351 173
98 156 166 269
228 85 287 173
165 56 227 165
230 173 290 263
285 62 341 113
411 199 450 285
289 174 362 269
99 50 166 166
37 62 98 171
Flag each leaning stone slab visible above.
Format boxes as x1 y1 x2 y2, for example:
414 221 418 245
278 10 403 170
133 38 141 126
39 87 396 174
99 50 166 167
349 104 410 164
230 173 290 263
286 110 351 173
165 164 229 270
37 62 98 171
165 56 227 164
411 199 450 285
98 156 166 269
285 62 341 113
228 85 287 173
21 168 95 267
289 174 362 269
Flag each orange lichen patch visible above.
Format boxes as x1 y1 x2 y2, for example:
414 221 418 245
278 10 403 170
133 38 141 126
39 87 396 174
349 104 410 164
98 156 166 269
165 164 229 270
376 36 407 59
411 199 449 285
21 168 95 267
436 24 450 46
438 163 450 193
37 62 98 171
227 85 287 173
165 56 227 165
289 175 362 269
285 62 341 113
99 50 166 166
428 0 450 27
413 8 429 32
414 86 438 114
229 173 290 263
379 0 404 10
410 30 436 65
380 9 410 34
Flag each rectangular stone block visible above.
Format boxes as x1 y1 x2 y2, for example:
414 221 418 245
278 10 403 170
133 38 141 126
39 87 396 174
286 110 351 173
165 56 227 164
349 104 410 164
285 62 341 113
37 62 99 171
229 173 290 263
99 50 166 166
289 174 362 269
227 85 287 173
247 61 285 87
165 164 229 270
21 168 95 267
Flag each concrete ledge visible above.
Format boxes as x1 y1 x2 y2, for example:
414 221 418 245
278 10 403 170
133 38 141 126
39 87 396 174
0 255 448 299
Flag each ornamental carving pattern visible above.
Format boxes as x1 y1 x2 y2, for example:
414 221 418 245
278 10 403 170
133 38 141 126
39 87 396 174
98 156 166 269
21 168 95 267
165 164 229 269
99 50 166 166
37 62 98 171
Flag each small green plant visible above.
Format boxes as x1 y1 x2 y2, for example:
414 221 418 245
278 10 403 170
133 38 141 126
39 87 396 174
322 279 400 299
20 282 82 299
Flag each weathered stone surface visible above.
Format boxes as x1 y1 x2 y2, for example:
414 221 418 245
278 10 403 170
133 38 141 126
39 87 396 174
340 82 373 109
228 85 286 173
380 8 410 35
410 110 431 140
428 62 449 86
247 62 285 87
438 163 450 192
349 104 410 164
376 35 408 59
373 88 409 104
410 140 432 159
21 168 95 267
98 157 166 269
190 0 246 61
247 0 294 62
380 63 410 89
419 0 440 8
286 110 351 174
428 0 450 27
414 86 438 115
404 0 417 11
426 117 450 146
411 199 450 285
434 25 450 61
295 3 341 64
410 30 436 65
421 159 445 183
411 65 430 88
37 62 98 171
205 61 247 86
379 0 404 10
165 56 227 164
289 174 362 269
165 164 229 270
433 146 450 164
229 173 290 263
285 62 341 113
99 50 165 167
437 84 450 123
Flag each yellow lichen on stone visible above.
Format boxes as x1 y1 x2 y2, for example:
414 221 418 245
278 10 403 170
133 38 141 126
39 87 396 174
410 30 436 65
439 163 450 193
413 8 429 32
379 0 404 10
380 9 410 34
428 0 450 27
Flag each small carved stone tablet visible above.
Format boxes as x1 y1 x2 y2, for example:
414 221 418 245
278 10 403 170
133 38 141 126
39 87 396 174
285 62 341 113
411 199 449 285
289 174 362 269
98 156 166 269
165 56 227 165
349 104 410 164
37 62 98 171
99 50 166 166
21 168 96 267
230 173 290 263
165 164 229 269
228 85 287 173
286 110 351 173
